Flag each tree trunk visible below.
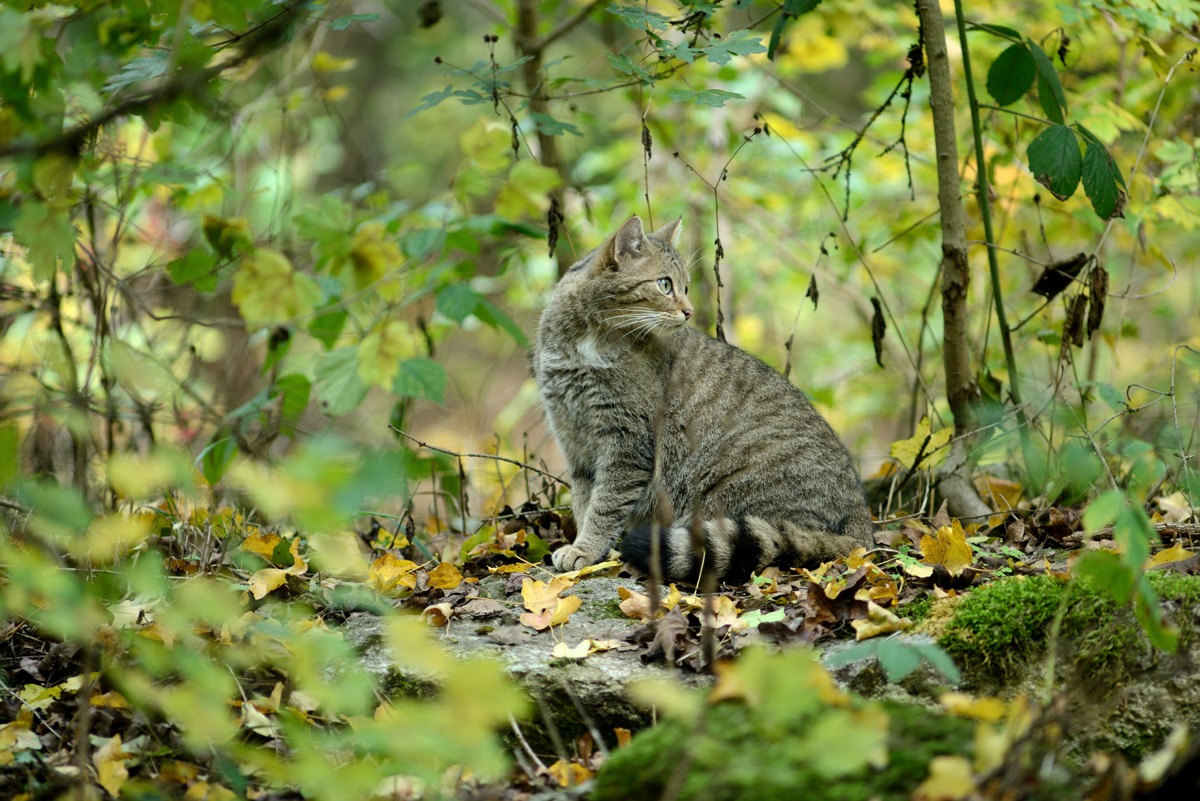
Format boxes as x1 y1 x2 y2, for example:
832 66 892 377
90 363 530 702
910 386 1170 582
915 0 991 521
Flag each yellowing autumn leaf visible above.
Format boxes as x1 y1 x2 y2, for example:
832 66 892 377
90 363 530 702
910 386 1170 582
231 248 323 328
974 474 1024 511
519 593 581 631
311 51 356 73
914 755 976 801
939 692 1007 723
459 119 511 172
1148 542 1195 567
94 734 129 797
357 320 409 388
890 416 952 470
551 640 591 659
547 759 592 788
369 552 420 592
921 519 974 575
495 159 562 220
557 559 622 581
246 538 307 600
338 222 400 289
240 529 281 560
185 781 237 801
851 601 912 640
521 576 577 614
617 583 681 620
427 561 463 590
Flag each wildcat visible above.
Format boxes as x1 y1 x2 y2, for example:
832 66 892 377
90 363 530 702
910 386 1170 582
533 216 874 583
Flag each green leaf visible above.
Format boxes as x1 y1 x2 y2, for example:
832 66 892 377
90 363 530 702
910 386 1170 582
405 84 455 119
875 638 922 682
436 283 484 323
699 30 766 66
393 358 447 404
231 249 324 327
1026 124 1081 200
168 250 219 291
606 3 671 31
967 22 1022 41
199 434 238 486
910 643 961 683
314 348 368 416
1079 134 1127 220
986 44 1035 106
1073 550 1136 605
18 480 92 535
475 296 529 346
276 374 312 422
14 202 75 282
768 0 822 60
666 88 744 107
330 13 381 30
1135 580 1179 653
0 422 18 488
604 52 654 83
308 304 347 348
531 112 581 137
1027 40 1067 121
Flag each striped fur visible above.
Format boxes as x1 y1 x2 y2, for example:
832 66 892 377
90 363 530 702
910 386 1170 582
532 216 873 583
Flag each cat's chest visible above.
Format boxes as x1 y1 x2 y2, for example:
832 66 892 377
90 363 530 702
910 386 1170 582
537 340 660 417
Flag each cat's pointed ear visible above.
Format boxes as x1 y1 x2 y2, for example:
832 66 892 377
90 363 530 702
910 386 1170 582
613 216 645 263
651 218 683 247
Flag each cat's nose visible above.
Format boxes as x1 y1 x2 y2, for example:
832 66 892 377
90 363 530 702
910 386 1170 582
681 308 692 320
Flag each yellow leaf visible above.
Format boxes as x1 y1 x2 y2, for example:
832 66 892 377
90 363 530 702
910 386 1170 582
231 248 323 328
913 755 976 801
369 553 419 592
240 529 281 560
551 640 591 659
920 519 974 575
459 120 511 172
89 691 130 710
427 561 463 590
617 584 680 620
940 692 1006 723
974 475 1024 511
851 601 912 640
890 416 952 470
422 603 453 627
247 568 291 600
495 160 562 220
557 559 622 580
338 222 400 289
93 735 129 797
547 760 592 788
357 320 409 388
549 594 581 626
1149 542 1195 567
311 51 356 73
520 576 577 614
185 781 237 801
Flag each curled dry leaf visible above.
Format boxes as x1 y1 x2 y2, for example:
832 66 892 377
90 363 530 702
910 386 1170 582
617 584 680 620
421 603 453 627
851 601 912 640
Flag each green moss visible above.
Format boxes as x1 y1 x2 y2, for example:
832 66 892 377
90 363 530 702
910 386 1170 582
938 573 1200 690
593 700 980 801
900 594 933 624
594 597 630 619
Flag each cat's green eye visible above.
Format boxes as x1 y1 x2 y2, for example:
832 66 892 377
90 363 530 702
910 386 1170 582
657 277 673 295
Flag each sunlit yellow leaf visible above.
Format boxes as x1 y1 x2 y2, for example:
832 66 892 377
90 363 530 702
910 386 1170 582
617 583 680 620
89 691 130 710
547 760 592 787
940 692 1007 723
369 553 420 592
357 320 408 388
1148 542 1194 567
913 755 976 801
311 51 356 73
93 735 129 797
459 120 511 172
339 222 400 289
247 567 291 600
851 601 912 640
557 559 622 580
231 248 323 328
185 781 237 801
428 561 463 590
921 519 975 575
520 576 577 613
551 640 591 659
240 529 282 560
890 416 952 470
974 475 1023 511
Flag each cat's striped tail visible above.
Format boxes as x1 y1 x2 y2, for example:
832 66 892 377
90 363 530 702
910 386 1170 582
620 516 872 584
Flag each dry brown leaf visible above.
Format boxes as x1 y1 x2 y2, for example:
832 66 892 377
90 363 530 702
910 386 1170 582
421 603 453 627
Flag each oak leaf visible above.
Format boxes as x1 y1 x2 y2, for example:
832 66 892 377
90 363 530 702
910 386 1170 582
921 519 974 575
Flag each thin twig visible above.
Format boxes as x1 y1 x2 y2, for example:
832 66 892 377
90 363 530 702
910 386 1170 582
390 427 569 487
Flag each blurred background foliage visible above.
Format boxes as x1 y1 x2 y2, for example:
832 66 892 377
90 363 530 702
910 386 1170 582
1 0 1198 797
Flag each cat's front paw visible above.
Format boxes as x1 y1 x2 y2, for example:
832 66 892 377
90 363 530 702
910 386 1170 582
552 544 597 573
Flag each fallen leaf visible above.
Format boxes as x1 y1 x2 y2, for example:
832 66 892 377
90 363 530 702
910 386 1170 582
1148 542 1195 567
422 603 453 627
185 781 237 801
89 691 130 710
939 692 1006 722
557 559 622 580
547 759 592 787
617 584 681 620
521 576 577 614
851 602 912 640
975 475 1023 511
519 594 582 631
921 519 974 575
457 598 507 618
427 561 463 590
247 568 292 600
551 640 591 659
913 755 976 801
369 552 419 592
1154 492 1195 524
240 529 281 560
614 728 632 748
93 735 129 797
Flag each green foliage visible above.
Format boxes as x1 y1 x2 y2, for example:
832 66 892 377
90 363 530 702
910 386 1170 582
827 637 962 684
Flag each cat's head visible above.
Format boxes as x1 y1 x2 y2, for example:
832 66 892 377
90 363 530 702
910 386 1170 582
579 215 693 336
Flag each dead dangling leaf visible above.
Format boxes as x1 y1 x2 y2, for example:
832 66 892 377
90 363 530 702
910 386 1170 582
870 296 886 368
1031 252 1088 299
1087 265 1108 340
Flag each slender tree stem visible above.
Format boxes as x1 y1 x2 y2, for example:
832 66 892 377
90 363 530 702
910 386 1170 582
951 0 1033 458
